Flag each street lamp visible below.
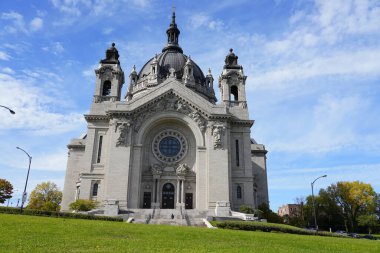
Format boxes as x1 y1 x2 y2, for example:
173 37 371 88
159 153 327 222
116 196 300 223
16 147 32 212
0 105 15 114
311 174 327 232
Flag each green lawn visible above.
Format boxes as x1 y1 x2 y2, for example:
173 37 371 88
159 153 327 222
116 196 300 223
0 214 379 253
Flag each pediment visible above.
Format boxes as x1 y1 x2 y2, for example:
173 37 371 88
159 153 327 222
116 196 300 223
108 79 221 132
129 79 214 115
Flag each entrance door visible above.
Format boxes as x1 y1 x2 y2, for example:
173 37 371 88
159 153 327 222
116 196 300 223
185 193 193 209
143 192 151 209
162 183 175 209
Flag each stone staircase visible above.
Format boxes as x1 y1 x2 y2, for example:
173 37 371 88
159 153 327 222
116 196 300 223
124 208 208 226
149 209 186 226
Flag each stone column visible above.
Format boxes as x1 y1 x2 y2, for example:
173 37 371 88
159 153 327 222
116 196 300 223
157 178 161 207
152 178 157 204
176 179 180 205
181 179 185 205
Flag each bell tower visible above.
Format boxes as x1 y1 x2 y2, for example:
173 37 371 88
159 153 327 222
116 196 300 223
218 49 247 109
93 43 124 103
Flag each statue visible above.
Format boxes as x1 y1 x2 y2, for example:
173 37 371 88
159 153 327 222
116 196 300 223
212 124 225 149
176 163 189 175
116 122 130 147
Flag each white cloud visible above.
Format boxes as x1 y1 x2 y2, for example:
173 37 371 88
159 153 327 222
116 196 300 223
42 42 65 55
82 63 98 80
30 17 43 31
0 73 85 136
251 48 380 90
1 67 15 74
8 148 68 171
0 51 11 61
263 94 380 154
189 14 224 31
1 12 46 34
50 0 153 26
30 149 68 171
131 0 149 8
270 163 380 190
1 11 27 34
228 0 380 93
102 27 114 35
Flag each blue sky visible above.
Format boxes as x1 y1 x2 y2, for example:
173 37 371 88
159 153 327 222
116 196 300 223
1 0 380 211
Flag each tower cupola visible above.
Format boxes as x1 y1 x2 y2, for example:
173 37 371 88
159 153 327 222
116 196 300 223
219 49 247 109
162 9 183 53
101 43 120 64
93 43 124 103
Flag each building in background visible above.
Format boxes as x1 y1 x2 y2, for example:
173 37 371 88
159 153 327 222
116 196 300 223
278 204 301 218
61 10 269 222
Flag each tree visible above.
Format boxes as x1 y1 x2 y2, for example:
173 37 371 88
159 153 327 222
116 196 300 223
326 181 376 232
358 214 378 234
375 193 380 216
258 203 283 223
27 181 62 211
69 199 98 212
285 197 306 228
0 179 13 204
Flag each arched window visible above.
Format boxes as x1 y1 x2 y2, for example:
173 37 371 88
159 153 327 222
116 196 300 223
92 182 98 197
237 185 242 199
230 85 238 101
102 80 111 96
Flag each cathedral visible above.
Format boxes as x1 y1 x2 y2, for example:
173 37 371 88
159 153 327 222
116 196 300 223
61 11 269 220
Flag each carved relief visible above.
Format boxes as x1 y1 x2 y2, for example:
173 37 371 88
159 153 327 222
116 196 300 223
96 65 114 76
93 95 117 103
116 122 131 147
189 111 206 133
151 164 163 175
93 95 102 103
176 163 189 176
132 93 207 133
211 122 226 149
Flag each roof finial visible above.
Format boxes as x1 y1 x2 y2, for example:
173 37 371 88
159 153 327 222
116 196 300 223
162 6 183 53
172 6 176 24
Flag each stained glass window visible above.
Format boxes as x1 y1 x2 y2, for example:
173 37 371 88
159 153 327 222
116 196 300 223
159 136 181 157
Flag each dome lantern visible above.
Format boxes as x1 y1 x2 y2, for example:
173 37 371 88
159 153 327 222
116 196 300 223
162 8 183 54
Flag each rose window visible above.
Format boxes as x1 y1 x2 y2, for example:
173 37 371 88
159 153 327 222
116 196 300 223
152 130 187 163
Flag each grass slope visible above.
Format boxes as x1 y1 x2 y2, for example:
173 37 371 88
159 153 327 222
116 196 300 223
0 214 379 253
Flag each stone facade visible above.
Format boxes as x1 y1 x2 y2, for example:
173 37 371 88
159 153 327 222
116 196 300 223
61 11 269 217
278 204 301 217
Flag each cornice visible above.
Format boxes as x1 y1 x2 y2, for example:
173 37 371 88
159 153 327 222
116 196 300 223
231 119 254 127
84 114 109 121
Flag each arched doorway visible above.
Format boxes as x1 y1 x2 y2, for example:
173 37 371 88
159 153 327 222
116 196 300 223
162 183 175 209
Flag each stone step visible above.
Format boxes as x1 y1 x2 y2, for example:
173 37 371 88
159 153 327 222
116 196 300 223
149 218 187 226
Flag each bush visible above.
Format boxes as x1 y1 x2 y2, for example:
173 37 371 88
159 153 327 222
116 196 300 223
0 206 123 222
69 199 98 211
239 204 254 214
210 220 346 238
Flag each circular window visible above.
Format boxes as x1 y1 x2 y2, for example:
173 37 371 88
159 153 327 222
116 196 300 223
159 136 181 157
152 130 188 163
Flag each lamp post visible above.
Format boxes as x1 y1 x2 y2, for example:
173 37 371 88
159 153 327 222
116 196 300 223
0 105 15 114
16 147 32 212
311 174 327 232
